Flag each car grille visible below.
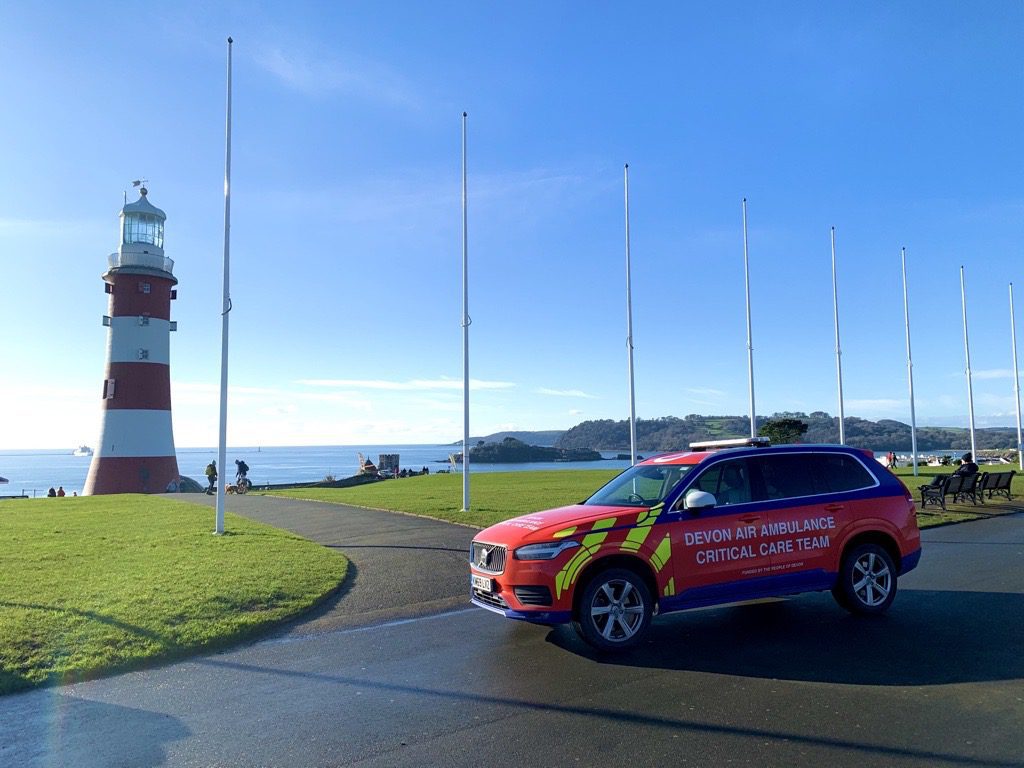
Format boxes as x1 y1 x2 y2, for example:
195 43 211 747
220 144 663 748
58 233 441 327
470 541 507 574
472 589 508 610
513 586 552 606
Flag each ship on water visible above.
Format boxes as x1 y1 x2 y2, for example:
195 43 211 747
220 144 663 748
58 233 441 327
72 445 94 457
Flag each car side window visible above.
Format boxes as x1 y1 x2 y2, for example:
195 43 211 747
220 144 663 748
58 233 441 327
688 459 752 506
754 455 827 501
814 454 875 492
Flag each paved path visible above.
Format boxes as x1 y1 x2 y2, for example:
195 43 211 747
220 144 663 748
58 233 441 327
1 499 1022 767
176 493 478 634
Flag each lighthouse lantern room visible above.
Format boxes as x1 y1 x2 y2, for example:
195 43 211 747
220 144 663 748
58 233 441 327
84 185 181 495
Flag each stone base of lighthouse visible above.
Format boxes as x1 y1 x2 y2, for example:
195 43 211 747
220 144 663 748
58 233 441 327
85 456 181 495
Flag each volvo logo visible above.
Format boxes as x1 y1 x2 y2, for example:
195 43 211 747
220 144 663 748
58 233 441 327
477 546 491 568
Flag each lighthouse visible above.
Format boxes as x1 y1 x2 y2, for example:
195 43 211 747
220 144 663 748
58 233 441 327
84 186 181 495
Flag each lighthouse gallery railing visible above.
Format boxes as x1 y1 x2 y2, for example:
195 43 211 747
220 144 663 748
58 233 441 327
108 252 175 274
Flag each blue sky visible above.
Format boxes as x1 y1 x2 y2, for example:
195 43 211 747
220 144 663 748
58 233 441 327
1 2 1022 449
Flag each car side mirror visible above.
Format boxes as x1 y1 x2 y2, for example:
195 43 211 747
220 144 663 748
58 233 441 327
684 489 717 513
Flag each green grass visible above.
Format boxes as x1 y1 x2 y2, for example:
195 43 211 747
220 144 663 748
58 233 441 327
267 465 1024 531
0 495 347 695
891 464 1024 525
267 470 618 529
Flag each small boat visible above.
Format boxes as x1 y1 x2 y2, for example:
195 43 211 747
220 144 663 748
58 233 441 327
72 445 94 457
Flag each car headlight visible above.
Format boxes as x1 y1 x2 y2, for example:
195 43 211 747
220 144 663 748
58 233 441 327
514 539 580 561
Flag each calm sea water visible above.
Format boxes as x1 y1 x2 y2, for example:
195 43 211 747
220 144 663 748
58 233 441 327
0 444 966 498
0 444 634 498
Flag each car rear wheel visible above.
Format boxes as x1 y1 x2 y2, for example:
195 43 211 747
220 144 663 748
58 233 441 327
572 568 652 651
835 543 897 615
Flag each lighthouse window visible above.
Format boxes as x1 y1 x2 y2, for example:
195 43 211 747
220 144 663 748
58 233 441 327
138 315 150 326
103 379 116 399
138 281 151 294
137 348 150 360
123 213 164 248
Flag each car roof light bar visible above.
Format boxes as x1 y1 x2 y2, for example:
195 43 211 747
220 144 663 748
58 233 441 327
688 436 771 452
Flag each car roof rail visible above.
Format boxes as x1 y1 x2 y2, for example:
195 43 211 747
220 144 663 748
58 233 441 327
688 436 772 452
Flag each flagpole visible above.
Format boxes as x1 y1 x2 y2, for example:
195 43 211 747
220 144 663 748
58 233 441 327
742 198 756 438
624 164 637 465
461 112 471 512
215 36 233 535
960 266 977 459
831 227 845 444
1010 283 1023 471
900 248 918 476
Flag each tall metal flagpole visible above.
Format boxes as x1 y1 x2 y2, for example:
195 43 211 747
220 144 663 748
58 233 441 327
900 248 918 476
624 164 637 465
1010 283 1023 471
742 199 756 438
461 112 470 512
831 227 845 444
960 266 977 459
215 36 233 535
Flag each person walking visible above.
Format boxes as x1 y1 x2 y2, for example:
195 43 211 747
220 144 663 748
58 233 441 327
205 460 218 495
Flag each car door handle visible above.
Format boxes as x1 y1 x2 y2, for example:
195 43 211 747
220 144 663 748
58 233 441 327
824 504 845 512
739 515 760 523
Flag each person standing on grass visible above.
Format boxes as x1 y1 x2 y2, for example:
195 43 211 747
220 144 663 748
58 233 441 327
205 460 218 495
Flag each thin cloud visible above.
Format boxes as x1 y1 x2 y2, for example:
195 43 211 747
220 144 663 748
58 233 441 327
685 387 726 398
252 46 420 109
535 387 598 399
972 369 1014 381
845 398 905 411
298 377 516 392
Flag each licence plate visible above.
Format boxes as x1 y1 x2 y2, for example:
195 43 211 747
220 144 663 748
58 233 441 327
471 574 493 593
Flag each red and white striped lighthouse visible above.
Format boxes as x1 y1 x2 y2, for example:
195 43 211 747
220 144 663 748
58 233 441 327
85 186 181 495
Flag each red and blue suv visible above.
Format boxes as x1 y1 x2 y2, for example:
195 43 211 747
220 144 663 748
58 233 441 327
470 440 922 650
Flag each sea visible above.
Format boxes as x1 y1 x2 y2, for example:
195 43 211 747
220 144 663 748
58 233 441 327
2 444 970 499
0 445 636 498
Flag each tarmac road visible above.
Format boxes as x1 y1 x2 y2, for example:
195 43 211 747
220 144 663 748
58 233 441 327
1 496 1021 767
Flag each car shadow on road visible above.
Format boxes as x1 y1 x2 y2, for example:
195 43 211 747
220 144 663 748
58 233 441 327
546 588 1024 686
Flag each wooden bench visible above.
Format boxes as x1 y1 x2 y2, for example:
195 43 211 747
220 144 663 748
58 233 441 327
919 472 981 511
978 471 1015 503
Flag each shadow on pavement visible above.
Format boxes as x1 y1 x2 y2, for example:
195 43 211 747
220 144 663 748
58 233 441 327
546 588 1024 686
0 695 190 768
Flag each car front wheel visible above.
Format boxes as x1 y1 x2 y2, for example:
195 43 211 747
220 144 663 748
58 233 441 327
573 568 652 651
835 543 897 615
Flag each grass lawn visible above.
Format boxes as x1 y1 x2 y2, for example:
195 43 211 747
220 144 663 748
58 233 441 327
0 495 347 696
892 464 1024 526
267 470 618 529
267 465 1023 530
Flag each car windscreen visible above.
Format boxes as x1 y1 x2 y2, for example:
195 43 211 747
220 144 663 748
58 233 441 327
584 464 695 507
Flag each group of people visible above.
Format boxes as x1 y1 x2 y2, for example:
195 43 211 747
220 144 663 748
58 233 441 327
46 486 74 497
204 459 250 494
887 451 979 474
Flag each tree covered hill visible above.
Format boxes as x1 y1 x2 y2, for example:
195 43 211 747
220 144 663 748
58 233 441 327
554 412 1020 452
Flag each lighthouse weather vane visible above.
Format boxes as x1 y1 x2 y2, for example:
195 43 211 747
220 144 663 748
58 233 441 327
132 178 149 195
